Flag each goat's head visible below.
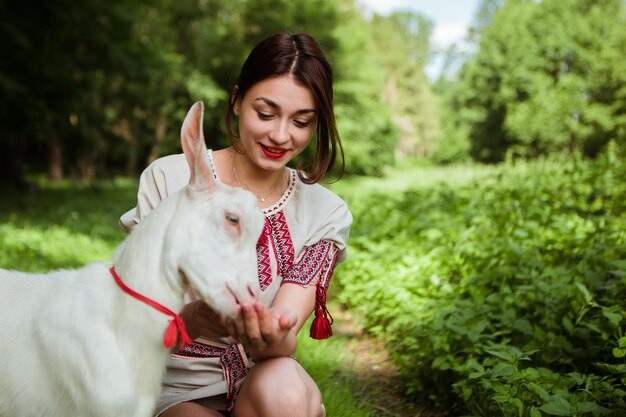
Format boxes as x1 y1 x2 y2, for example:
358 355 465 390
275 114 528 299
163 102 264 319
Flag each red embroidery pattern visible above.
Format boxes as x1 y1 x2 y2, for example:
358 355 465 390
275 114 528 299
268 211 294 278
207 150 220 180
220 344 249 410
256 219 273 291
282 241 334 287
255 210 296 291
175 341 225 358
261 169 297 216
174 341 249 411
282 242 339 339
318 244 339 291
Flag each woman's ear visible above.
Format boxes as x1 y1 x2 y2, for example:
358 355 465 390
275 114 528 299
231 86 240 116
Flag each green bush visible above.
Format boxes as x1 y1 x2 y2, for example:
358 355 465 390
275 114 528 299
336 145 626 416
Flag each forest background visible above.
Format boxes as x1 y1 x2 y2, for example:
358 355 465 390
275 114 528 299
1 0 626 416
3 0 624 184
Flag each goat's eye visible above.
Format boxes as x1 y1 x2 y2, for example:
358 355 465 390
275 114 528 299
225 213 239 225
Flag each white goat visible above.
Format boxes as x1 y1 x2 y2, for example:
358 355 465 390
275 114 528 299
0 102 264 417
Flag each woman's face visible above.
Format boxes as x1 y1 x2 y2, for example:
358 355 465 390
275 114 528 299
235 74 317 172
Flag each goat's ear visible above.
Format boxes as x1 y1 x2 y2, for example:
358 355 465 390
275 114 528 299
181 102 215 191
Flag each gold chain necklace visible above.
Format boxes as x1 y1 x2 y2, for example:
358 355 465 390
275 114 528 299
231 151 285 203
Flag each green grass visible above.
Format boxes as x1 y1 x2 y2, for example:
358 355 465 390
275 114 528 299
296 321 372 417
327 161 498 204
0 163 500 271
0 177 137 271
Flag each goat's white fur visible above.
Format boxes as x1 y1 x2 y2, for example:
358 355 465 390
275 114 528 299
0 102 264 417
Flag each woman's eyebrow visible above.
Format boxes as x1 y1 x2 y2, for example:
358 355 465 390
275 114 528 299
254 97 316 115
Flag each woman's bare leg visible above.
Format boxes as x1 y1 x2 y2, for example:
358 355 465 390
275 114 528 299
232 357 325 417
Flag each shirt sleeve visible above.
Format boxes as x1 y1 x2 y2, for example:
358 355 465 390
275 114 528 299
119 154 190 233
296 183 352 264
281 240 339 288
280 187 353 340
308 200 352 264
281 240 341 340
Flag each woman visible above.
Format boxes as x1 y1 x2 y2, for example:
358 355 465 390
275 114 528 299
120 32 352 417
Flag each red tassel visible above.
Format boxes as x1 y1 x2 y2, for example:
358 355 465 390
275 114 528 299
310 285 333 340
310 315 333 339
163 315 192 350
109 266 192 351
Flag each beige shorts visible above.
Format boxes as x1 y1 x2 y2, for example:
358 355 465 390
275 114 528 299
153 339 251 416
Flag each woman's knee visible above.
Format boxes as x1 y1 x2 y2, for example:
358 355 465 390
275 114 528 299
234 357 324 417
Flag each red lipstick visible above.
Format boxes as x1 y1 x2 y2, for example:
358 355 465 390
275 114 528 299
261 144 288 159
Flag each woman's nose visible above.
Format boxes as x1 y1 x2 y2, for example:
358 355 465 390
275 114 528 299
269 119 291 144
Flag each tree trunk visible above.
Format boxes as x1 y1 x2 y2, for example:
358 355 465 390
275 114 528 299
0 135 26 188
48 140 63 181
146 108 168 165
124 139 138 177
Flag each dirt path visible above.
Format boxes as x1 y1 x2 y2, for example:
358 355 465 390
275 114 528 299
332 308 440 417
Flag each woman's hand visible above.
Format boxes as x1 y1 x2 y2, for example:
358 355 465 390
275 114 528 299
181 300 230 340
225 303 298 359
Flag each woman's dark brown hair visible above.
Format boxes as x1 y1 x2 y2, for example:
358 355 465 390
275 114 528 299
225 32 343 184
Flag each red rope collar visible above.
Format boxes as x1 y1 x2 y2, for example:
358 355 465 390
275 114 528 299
109 266 192 350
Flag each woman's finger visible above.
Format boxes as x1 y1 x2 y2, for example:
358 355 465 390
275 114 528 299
277 310 297 331
255 303 278 344
241 304 264 348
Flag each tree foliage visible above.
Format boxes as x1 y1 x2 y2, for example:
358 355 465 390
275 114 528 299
0 0 446 184
3 0 624 178
369 11 440 160
450 0 626 162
